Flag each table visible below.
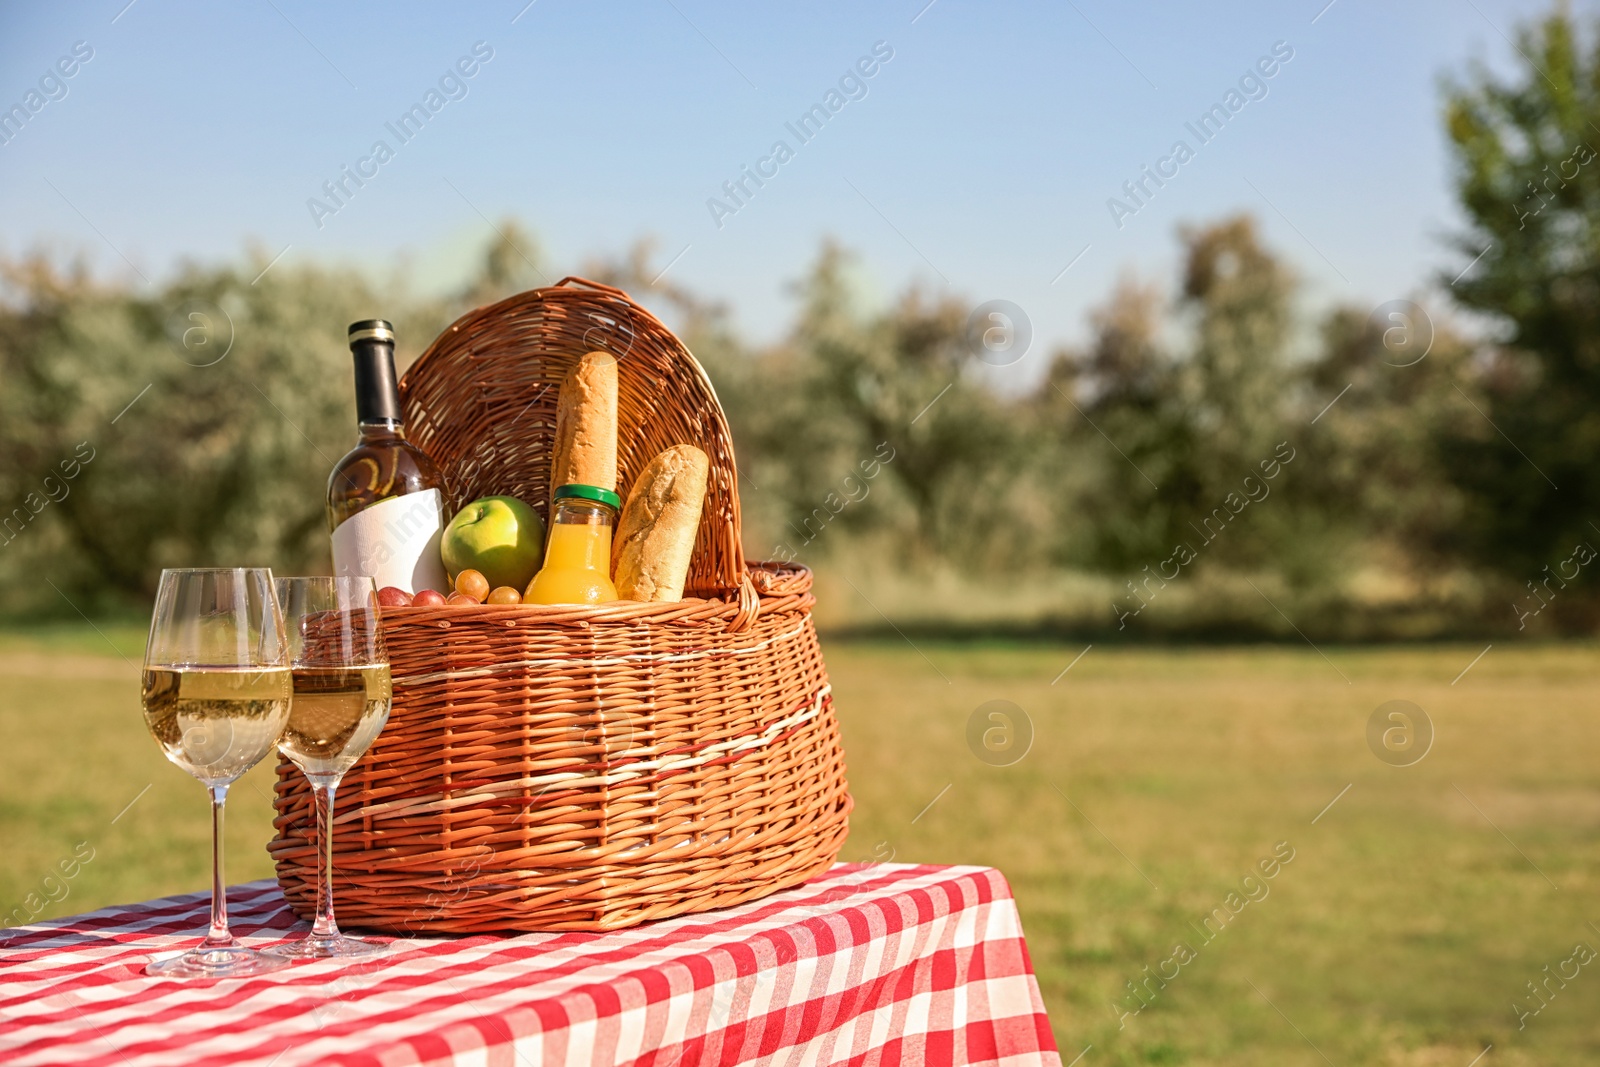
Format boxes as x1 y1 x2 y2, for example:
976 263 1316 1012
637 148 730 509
0 863 1060 1066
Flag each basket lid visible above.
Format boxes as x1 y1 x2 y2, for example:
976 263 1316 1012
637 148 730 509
399 277 745 598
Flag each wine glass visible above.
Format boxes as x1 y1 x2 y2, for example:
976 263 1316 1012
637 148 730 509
141 568 292 979
267 576 393 959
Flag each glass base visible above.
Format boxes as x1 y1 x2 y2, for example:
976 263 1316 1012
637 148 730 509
146 944 290 979
266 933 388 960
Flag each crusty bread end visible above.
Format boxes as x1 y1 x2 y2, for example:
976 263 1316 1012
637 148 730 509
549 351 618 509
613 444 709 602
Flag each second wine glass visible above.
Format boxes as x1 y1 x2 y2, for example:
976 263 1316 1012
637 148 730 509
270 576 392 960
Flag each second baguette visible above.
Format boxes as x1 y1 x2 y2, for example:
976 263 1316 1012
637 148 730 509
613 445 709 602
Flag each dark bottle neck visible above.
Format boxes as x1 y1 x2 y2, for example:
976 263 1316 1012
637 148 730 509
351 338 403 425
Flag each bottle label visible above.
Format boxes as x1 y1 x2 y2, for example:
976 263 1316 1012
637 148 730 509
330 489 449 594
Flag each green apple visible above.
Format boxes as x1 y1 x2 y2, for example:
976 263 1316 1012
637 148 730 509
440 496 546 592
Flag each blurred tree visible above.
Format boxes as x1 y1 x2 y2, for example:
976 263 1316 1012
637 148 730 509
1300 302 1476 571
593 240 1047 567
1442 9 1600 575
1038 275 1186 569
1043 215 1296 574
773 242 1032 565
0 237 497 614
0 252 394 610
1179 216 1293 471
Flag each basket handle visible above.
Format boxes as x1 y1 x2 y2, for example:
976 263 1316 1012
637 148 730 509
553 276 629 298
724 573 760 633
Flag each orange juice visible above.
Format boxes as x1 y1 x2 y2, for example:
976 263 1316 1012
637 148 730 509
523 485 620 605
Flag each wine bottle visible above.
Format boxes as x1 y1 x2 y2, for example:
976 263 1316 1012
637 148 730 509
327 320 450 594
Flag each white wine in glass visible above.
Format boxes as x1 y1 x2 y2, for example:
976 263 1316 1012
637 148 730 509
278 664 390 779
143 668 297 783
141 568 291 979
268 576 393 960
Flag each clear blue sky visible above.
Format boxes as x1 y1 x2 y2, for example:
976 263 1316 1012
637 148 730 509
0 0 1577 366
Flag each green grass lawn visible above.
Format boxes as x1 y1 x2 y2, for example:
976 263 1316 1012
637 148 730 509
3 625 1596 1065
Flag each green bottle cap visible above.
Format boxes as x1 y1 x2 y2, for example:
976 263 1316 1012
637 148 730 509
554 483 622 510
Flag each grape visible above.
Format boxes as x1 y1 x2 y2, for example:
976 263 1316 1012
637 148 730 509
446 592 476 606
486 586 521 605
412 589 447 607
454 569 490 603
377 586 413 607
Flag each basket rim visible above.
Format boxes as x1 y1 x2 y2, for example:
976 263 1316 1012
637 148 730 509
381 562 812 631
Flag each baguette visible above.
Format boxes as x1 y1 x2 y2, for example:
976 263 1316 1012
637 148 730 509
549 351 618 505
613 445 709 602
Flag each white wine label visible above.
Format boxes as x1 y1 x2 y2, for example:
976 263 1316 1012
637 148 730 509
330 489 449 594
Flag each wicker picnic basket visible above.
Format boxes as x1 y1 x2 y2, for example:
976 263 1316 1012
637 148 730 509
268 277 851 933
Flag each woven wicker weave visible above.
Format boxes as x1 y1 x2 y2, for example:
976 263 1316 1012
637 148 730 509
269 278 851 932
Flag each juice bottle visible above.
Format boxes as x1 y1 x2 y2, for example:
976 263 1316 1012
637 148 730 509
523 484 621 605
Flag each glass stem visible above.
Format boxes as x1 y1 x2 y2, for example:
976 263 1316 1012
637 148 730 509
311 781 341 940
202 784 233 948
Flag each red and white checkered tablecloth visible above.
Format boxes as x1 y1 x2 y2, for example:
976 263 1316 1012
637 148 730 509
0 863 1060 1067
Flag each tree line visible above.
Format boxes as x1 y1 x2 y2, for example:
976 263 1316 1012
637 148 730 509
3 8 1597 638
